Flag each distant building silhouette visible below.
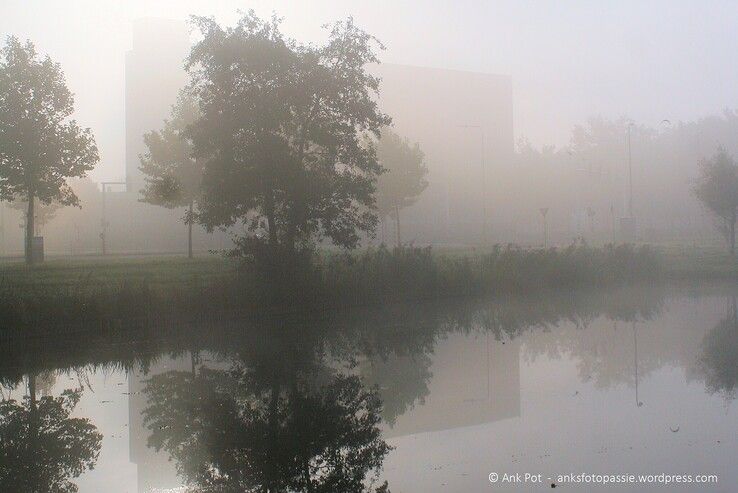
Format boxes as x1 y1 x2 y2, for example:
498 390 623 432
125 18 189 193
381 333 520 438
374 64 514 245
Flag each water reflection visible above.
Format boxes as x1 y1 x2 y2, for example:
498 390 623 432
696 296 738 399
0 374 102 492
1 285 738 492
141 326 391 493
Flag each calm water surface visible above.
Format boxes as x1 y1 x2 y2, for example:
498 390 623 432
2 285 737 492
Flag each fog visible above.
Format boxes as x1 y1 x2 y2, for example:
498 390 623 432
1 1 738 254
5 5 738 491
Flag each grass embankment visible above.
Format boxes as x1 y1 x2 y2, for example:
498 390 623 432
658 245 738 280
0 255 235 288
0 244 667 336
0 244 667 290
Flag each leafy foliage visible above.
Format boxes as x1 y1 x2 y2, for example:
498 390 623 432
140 92 202 213
0 388 102 492
0 36 98 263
693 148 738 253
0 37 98 208
143 356 391 492
697 300 738 399
8 198 64 232
187 12 391 260
375 128 428 220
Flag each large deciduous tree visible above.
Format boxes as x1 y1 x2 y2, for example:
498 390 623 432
693 148 738 255
0 37 99 264
375 129 428 247
187 12 390 272
140 92 202 258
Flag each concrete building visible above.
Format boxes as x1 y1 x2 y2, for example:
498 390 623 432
374 64 514 245
125 18 189 192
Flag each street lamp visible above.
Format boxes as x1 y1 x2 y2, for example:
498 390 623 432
539 207 549 248
0 201 4 256
459 124 489 243
617 121 637 242
626 121 635 219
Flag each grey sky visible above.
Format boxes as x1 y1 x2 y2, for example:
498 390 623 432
2 0 737 181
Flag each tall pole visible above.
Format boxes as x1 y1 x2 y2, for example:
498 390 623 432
101 184 107 256
540 208 549 248
633 320 642 407
480 129 488 244
627 123 633 218
0 201 4 257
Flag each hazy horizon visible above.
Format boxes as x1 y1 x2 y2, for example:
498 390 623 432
2 0 737 183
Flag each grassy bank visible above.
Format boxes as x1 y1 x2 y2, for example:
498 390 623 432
0 255 235 287
2 243 737 290
0 244 669 335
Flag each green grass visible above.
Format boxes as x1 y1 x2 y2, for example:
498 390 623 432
0 244 737 290
0 254 236 287
0 245 737 289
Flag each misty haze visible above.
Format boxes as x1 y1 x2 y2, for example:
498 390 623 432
0 2 737 492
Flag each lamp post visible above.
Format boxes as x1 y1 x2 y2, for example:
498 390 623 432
633 320 643 407
459 124 489 243
0 201 4 257
539 207 549 248
627 122 634 219
617 121 637 242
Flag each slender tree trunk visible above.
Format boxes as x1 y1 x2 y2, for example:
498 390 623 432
267 380 280 493
25 193 34 265
29 373 38 492
187 201 194 259
395 203 401 248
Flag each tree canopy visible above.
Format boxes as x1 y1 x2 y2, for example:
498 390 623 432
140 91 202 257
187 12 390 263
0 388 102 493
0 36 98 263
140 92 201 211
693 148 738 254
143 327 391 493
375 129 428 246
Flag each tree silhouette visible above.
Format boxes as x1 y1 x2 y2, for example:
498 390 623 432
693 148 738 255
376 129 428 247
0 37 99 264
697 297 738 399
140 92 202 258
143 338 391 493
187 12 390 273
0 381 102 492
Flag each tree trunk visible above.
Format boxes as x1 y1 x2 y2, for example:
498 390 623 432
731 216 736 257
29 373 39 492
267 381 280 493
187 201 194 259
395 203 401 248
25 193 34 265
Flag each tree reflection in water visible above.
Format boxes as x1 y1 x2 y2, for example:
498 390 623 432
0 377 102 493
697 296 738 399
142 328 391 493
